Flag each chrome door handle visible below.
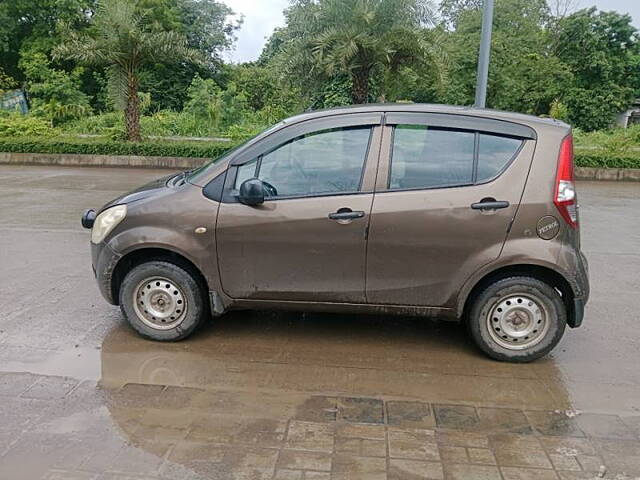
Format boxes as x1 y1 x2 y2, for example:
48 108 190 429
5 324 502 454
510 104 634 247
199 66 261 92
328 208 365 221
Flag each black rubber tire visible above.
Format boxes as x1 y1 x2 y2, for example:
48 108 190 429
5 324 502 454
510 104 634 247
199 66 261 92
467 276 567 363
119 260 207 341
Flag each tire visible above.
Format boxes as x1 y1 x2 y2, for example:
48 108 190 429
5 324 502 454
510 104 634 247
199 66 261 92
119 260 207 341
467 276 566 362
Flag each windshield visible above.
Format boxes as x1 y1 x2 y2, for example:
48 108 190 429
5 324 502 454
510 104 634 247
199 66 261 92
186 121 286 185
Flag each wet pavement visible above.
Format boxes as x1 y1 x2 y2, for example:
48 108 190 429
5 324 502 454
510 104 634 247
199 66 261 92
0 165 639 480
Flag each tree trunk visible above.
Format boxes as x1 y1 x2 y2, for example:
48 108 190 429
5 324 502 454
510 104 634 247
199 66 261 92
351 69 370 104
125 74 141 142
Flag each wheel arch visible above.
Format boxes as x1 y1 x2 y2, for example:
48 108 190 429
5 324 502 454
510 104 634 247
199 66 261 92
460 264 578 327
111 247 210 306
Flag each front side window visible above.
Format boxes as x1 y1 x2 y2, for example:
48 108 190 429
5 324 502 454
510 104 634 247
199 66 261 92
390 125 475 189
235 126 372 198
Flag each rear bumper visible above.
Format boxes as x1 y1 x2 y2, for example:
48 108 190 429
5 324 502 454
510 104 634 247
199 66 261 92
568 251 589 328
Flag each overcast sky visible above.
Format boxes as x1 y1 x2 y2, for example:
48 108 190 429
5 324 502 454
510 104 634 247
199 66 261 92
221 0 640 63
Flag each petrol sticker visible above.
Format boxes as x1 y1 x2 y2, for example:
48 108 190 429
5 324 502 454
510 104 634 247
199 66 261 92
537 216 560 240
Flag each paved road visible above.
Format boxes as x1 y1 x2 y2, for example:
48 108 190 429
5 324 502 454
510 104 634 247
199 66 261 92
0 165 639 480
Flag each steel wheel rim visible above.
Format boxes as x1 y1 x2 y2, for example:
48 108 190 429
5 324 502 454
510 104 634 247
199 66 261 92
486 293 550 350
133 277 187 330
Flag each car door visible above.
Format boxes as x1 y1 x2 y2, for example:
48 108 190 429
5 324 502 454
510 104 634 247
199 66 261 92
216 113 383 303
366 112 536 308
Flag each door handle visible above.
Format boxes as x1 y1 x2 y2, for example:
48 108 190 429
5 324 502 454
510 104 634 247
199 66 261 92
328 208 365 221
471 198 510 210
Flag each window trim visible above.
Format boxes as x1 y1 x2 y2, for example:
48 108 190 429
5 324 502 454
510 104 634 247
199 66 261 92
225 125 376 202
384 124 526 193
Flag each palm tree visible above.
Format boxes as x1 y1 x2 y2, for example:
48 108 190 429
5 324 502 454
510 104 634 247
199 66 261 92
54 0 201 141
284 0 445 104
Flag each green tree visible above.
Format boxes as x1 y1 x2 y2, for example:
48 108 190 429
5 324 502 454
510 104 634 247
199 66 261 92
269 0 445 104
54 0 202 141
554 8 640 131
441 0 571 115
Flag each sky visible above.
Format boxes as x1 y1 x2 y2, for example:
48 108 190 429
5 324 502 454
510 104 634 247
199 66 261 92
221 0 640 63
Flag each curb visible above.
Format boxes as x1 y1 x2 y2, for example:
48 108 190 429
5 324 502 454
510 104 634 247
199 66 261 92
575 166 640 182
0 152 208 169
1 152 640 181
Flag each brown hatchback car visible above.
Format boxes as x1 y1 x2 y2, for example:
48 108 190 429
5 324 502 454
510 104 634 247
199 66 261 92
82 104 589 362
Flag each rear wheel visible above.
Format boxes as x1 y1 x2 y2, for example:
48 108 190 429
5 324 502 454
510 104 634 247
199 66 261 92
467 276 566 362
119 260 207 341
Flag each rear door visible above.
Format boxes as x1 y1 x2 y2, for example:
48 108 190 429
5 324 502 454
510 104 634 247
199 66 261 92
216 113 382 303
366 112 536 307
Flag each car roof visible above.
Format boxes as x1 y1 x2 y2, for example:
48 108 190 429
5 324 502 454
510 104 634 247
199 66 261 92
282 103 570 131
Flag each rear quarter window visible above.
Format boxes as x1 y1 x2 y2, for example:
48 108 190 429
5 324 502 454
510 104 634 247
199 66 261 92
477 134 523 182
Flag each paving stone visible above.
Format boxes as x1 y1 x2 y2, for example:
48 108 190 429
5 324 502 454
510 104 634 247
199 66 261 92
107 446 165 476
438 445 468 463
525 411 585 438
388 459 444 480
592 438 640 476
155 386 204 409
285 421 334 452
336 423 385 440
332 454 386 480
274 470 303 480
335 436 386 457
0 372 39 396
434 405 479 430
21 375 78 400
500 467 560 480
489 434 552 469
574 454 604 472
444 463 502 480
477 408 533 435
107 383 166 409
548 453 581 471
218 447 279 480
467 448 497 465
436 431 489 449
42 470 99 480
388 428 439 461
537 437 597 457
387 401 435 428
304 472 330 480
293 396 337 423
276 450 332 472
336 397 384 424
576 413 636 440
620 416 640 438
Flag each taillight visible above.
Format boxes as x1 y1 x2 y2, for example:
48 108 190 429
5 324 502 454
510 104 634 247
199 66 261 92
554 134 578 228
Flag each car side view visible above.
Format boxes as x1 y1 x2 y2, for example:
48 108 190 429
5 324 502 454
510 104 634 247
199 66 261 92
82 104 589 362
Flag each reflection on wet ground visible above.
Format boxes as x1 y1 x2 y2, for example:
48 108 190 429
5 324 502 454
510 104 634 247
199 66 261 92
1 167 640 479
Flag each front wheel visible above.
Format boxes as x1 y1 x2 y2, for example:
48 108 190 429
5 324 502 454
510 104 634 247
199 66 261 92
467 276 567 362
119 260 207 341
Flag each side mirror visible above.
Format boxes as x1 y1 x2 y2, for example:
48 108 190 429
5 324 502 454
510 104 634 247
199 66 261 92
238 178 265 206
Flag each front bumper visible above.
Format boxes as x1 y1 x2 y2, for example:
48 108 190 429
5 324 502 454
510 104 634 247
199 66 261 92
91 240 122 305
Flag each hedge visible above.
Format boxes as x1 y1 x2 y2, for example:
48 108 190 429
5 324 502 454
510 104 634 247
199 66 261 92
0 136 234 159
0 136 639 170
574 148 640 169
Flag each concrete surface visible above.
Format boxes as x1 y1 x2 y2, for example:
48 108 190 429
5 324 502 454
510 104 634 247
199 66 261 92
0 165 639 480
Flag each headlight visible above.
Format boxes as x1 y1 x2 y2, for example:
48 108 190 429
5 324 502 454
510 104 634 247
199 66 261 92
91 205 127 244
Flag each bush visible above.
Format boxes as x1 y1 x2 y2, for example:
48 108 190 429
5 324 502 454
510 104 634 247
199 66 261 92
0 136 234 158
0 113 57 137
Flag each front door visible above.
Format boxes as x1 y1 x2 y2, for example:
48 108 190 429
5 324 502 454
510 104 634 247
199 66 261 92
216 118 382 303
366 113 535 307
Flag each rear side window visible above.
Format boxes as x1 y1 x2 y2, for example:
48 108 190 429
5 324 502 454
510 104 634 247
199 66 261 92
390 126 475 189
389 125 524 190
477 134 523 182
